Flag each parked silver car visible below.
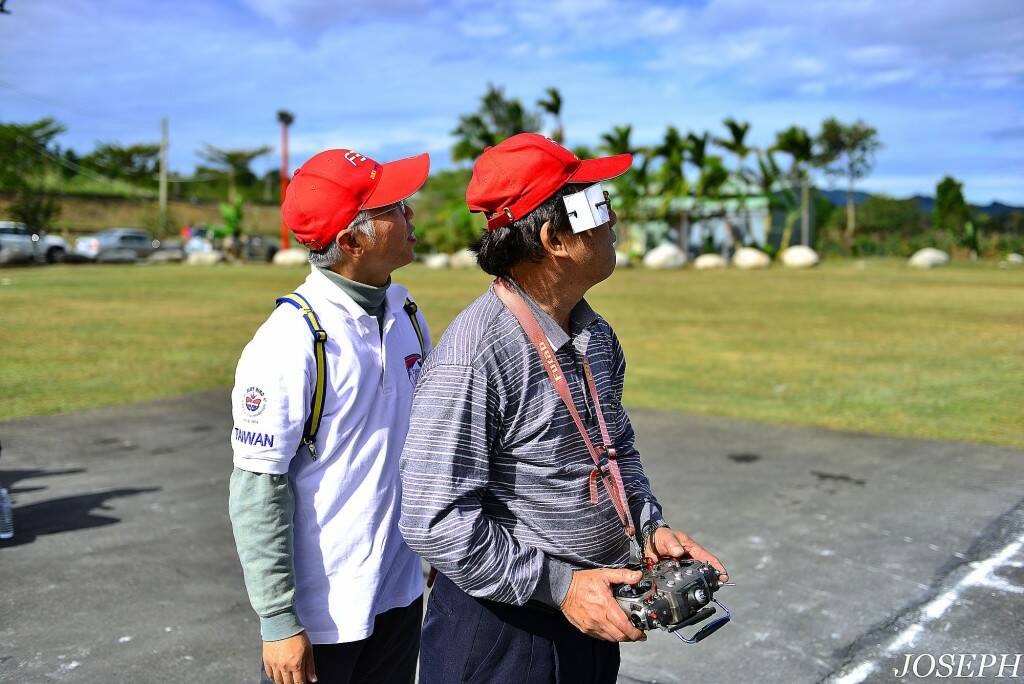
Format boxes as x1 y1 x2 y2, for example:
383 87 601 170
0 221 70 264
74 228 159 262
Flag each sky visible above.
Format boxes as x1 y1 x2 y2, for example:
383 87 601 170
1 0 1022 204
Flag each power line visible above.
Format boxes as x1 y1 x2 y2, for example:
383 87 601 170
26 140 226 188
0 78 143 128
2 82 280 184
28 142 156 197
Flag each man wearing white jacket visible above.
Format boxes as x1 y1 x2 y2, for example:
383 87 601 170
229 148 431 684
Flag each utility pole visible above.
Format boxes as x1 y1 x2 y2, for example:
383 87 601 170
159 116 168 238
277 110 295 251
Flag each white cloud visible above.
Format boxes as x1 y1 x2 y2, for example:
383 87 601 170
797 82 828 97
791 58 827 77
1 0 1021 202
239 0 431 33
861 68 917 88
848 45 903 64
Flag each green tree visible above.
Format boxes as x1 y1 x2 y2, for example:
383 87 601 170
9 192 61 232
537 87 564 144
0 117 66 189
571 145 594 159
59 148 81 181
697 155 730 255
0 118 66 232
685 131 730 254
197 144 272 203
652 126 689 254
816 118 882 250
598 124 647 255
934 175 970 250
772 125 815 247
451 84 542 162
81 142 160 184
847 195 929 256
412 169 480 253
749 148 797 254
714 117 752 247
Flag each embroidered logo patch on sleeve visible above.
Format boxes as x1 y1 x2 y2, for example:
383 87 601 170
243 386 267 418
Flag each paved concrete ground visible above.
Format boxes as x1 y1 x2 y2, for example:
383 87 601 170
1 391 1021 683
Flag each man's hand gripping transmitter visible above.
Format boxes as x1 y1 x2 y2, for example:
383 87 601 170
613 559 730 644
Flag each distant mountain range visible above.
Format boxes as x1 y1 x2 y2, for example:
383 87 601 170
818 189 1023 219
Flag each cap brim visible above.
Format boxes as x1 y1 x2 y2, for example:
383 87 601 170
567 153 633 183
363 152 430 208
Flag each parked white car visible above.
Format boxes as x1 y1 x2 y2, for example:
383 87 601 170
74 228 159 262
0 221 70 264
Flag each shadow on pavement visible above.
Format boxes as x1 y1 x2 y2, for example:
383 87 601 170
0 467 86 490
0 471 160 548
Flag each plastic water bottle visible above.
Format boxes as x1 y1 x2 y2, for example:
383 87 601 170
0 487 13 540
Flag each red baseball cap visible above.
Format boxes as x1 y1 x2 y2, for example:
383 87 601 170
282 149 430 249
466 133 632 231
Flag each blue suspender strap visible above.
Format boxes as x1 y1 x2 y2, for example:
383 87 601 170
275 292 328 460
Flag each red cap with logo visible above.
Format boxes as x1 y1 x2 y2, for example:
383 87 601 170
282 149 430 249
466 133 632 231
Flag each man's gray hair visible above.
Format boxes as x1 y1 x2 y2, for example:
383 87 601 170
307 209 377 268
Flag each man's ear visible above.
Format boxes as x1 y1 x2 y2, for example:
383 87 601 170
335 228 363 259
539 221 574 258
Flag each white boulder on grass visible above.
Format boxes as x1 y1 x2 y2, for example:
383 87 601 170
186 251 225 266
615 251 631 268
1006 253 1024 264
733 247 771 270
642 244 686 269
423 253 450 269
449 248 477 270
908 248 949 269
272 248 309 266
693 253 727 270
780 245 819 269
147 249 185 263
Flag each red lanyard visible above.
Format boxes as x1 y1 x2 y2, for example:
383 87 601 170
494 278 637 542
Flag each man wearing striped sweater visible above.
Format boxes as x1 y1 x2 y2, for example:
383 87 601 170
399 134 727 683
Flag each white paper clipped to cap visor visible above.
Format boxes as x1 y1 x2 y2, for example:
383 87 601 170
563 183 610 234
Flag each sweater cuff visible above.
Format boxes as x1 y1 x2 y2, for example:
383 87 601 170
260 608 304 642
530 556 575 609
634 500 666 536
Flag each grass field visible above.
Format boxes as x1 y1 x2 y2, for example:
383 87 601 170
2 260 1022 447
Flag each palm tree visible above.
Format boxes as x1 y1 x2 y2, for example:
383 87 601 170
652 126 690 257
452 84 542 162
197 144 272 203
773 125 814 246
714 118 753 248
598 124 646 254
697 155 731 256
537 87 564 144
684 131 725 253
750 148 798 254
599 124 634 157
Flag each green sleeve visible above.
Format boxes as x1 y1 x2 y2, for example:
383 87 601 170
228 467 304 641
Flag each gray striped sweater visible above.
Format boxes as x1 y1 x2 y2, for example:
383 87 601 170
398 282 664 609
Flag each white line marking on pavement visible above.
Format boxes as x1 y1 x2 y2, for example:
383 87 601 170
832 662 876 684
826 532 1024 684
